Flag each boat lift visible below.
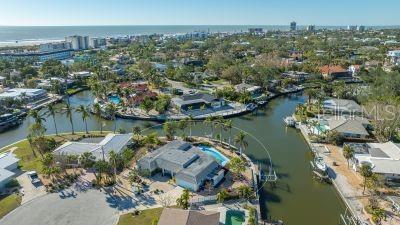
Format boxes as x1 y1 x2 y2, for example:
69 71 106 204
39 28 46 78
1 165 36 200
258 163 278 183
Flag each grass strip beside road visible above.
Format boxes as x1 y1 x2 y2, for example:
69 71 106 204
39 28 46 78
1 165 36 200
0 194 22 219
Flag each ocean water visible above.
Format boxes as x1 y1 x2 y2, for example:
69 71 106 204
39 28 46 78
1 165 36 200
0 25 398 47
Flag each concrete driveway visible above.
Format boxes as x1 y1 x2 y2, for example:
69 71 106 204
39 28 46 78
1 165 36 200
0 188 124 225
16 172 46 204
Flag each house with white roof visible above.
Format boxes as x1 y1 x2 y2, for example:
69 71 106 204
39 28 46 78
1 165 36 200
0 152 20 191
322 99 363 115
345 142 400 181
53 133 133 162
0 88 47 102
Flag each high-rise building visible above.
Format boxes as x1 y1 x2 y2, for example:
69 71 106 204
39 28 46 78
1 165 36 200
290 21 297 31
39 41 71 52
347 25 357 31
89 37 107 48
65 35 89 50
357 25 366 32
307 25 316 32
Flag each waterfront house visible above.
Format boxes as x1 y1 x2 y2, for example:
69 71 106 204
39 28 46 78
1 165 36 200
53 133 133 163
0 88 48 106
281 71 310 83
137 140 225 192
0 152 19 191
322 99 363 115
345 142 400 182
316 115 370 140
70 71 93 79
320 65 352 80
172 93 226 112
36 77 74 90
157 208 220 225
234 83 263 96
119 82 158 106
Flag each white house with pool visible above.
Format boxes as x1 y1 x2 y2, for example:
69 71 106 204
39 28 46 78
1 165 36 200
137 140 228 192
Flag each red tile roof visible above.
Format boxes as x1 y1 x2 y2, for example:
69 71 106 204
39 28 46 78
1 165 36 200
320 65 347 74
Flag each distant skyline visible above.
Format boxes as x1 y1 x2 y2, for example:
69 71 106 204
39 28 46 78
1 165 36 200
1 0 399 26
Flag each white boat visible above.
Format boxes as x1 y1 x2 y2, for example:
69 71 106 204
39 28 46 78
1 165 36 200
313 157 327 172
283 116 296 127
246 103 257 111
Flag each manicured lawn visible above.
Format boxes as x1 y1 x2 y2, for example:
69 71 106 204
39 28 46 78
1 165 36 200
0 194 22 219
0 132 109 174
117 207 163 225
12 140 43 172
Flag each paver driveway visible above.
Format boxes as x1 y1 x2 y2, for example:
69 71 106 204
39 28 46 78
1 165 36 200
0 189 122 225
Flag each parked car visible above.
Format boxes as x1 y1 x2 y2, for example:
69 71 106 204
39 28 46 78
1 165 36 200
27 171 40 184
188 89 197 94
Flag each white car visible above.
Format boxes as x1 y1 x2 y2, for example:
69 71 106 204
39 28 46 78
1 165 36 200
27 171 40 184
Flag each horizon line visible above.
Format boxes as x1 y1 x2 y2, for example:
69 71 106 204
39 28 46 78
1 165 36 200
1 24 400 27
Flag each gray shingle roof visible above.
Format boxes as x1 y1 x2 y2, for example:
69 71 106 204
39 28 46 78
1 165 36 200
327 118 369 136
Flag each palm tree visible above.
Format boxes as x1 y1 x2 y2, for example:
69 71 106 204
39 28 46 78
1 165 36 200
108 150 118 178
187 115 195 137
343 145 354 169
216 116 225 143
76 105 90 134
64 103 75 135
94 160 111 183
224 120 233 149
234 131 248 156
79 152 96 169
26 134 37 157
28 109 45 127
93 103 103 134
360 164 373 195
28 110 46 137
178 119 188 134
44 104 59 135
204 116 214 138
304 88 318 110
105 103 118 133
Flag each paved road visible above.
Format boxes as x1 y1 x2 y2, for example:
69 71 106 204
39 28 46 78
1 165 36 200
0 189 122 225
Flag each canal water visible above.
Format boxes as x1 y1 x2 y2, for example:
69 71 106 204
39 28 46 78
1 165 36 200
0 90 345 225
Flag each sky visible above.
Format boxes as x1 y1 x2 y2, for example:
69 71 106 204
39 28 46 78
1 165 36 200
0 0 399 26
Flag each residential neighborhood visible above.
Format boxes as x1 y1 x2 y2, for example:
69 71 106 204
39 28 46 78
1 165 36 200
0 2 400 225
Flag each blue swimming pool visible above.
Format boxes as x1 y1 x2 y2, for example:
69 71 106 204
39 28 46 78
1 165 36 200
109 95 121 104
312 124 330 135
199 145 230 166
